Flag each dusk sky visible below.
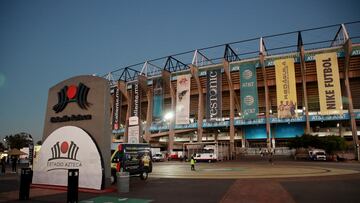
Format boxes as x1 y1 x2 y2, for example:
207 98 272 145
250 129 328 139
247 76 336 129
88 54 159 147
0 0 359 143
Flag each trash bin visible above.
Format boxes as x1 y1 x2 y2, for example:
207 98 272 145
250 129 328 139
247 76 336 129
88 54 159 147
116 172 129 193
67 169 79 203
19 168 32 200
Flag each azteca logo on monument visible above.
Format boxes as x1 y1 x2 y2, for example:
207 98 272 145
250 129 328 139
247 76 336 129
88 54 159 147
32 126 103 190
46 141 81 171
50 83 92 123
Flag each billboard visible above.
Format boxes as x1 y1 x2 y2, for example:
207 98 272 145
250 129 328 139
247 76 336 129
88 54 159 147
240 62 259 119
175 74 191 124
41 75 111 189
131 83 141 118
128 125 140 144
112 86 121 130
153 77 164 121
206 68 222 121
275 58 297 118
315 52 343 115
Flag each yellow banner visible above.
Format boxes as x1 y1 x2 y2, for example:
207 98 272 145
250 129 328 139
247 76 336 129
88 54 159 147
275 58 297 118
315 52 342 115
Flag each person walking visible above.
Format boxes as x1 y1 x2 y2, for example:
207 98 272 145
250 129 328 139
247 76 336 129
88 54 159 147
11 156 18 173
268 148 274 165
1 157 6 175
190 156 196 171
142 152 151 172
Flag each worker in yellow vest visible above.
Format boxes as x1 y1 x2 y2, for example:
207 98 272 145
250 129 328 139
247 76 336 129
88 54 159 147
190 156 196 171
142 152 151 172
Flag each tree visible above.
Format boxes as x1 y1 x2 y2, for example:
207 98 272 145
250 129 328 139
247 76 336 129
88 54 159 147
4 132 32 149
0 142 5 152
289 134 346 154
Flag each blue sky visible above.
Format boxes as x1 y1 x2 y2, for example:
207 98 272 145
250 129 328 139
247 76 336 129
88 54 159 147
0 0 359 143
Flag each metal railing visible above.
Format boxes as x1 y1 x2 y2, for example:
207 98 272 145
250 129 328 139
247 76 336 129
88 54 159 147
103 21 360 84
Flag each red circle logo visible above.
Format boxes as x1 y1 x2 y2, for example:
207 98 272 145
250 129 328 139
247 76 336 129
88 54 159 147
67 85 77 99
60 141 69 154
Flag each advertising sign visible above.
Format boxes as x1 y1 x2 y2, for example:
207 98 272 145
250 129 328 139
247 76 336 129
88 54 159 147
129 116 139 126
153 77 164 121
42 75 111 188
206 69 222 121
275 58 297 118
33 126 103 190
112 86 121 130
128 125 140 144
239 62 259 119
175 74 191 124
131 83 141 117
315 52 343 115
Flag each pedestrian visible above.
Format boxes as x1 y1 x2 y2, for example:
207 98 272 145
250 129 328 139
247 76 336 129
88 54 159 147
141 152 151 172
12 156 18 173
190 156 196 171
268 148 274 165
1 157 6 175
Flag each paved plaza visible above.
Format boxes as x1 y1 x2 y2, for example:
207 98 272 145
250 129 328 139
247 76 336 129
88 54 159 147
1 160 360 203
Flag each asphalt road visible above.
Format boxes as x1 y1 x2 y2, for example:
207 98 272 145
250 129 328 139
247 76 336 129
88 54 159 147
1 160 360 203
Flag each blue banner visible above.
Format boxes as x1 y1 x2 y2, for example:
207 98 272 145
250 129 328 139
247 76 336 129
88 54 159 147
153 78 164 121
239 62 259 119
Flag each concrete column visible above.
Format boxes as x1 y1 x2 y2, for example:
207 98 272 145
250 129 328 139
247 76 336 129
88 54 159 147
223 60 236 159
190 65 204 142
145 89 153 142
119 81 130 143
259 53 271 149
299 41 311 134
164 71 175 153
343 39 359 161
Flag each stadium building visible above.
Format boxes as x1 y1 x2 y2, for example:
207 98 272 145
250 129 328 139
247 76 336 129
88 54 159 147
107 22 360 159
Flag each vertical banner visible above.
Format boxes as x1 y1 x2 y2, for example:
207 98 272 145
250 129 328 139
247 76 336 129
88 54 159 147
240 62 259 119
176 74 191 124
315 52 342 115
206 69 222 121
131 82 141 118
112 86 121 130
275 58 297 118
153 77 164 121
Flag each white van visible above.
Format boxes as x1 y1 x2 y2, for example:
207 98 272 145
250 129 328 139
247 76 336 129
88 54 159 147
309 149 326 161
194 145 217 162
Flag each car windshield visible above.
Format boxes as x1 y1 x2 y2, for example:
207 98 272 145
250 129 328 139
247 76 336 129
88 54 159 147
316 152 325 155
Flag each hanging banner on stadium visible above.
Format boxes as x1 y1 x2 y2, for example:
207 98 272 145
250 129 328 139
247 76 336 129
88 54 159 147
206 69 222 121
275 58 297 118
240 62 259 119
315 52 343 115
176 74 191 124
131 82 141 118
112 86 121 130
153 77 164 122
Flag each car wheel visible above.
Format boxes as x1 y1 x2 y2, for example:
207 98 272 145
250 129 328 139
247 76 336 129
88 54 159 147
208 160 212 163
140 172 148 180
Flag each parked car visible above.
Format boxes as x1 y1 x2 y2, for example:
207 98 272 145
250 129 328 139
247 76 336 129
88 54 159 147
152 153 165 162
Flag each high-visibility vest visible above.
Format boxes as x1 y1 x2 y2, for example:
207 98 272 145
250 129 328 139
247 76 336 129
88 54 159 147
143 156 150 167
